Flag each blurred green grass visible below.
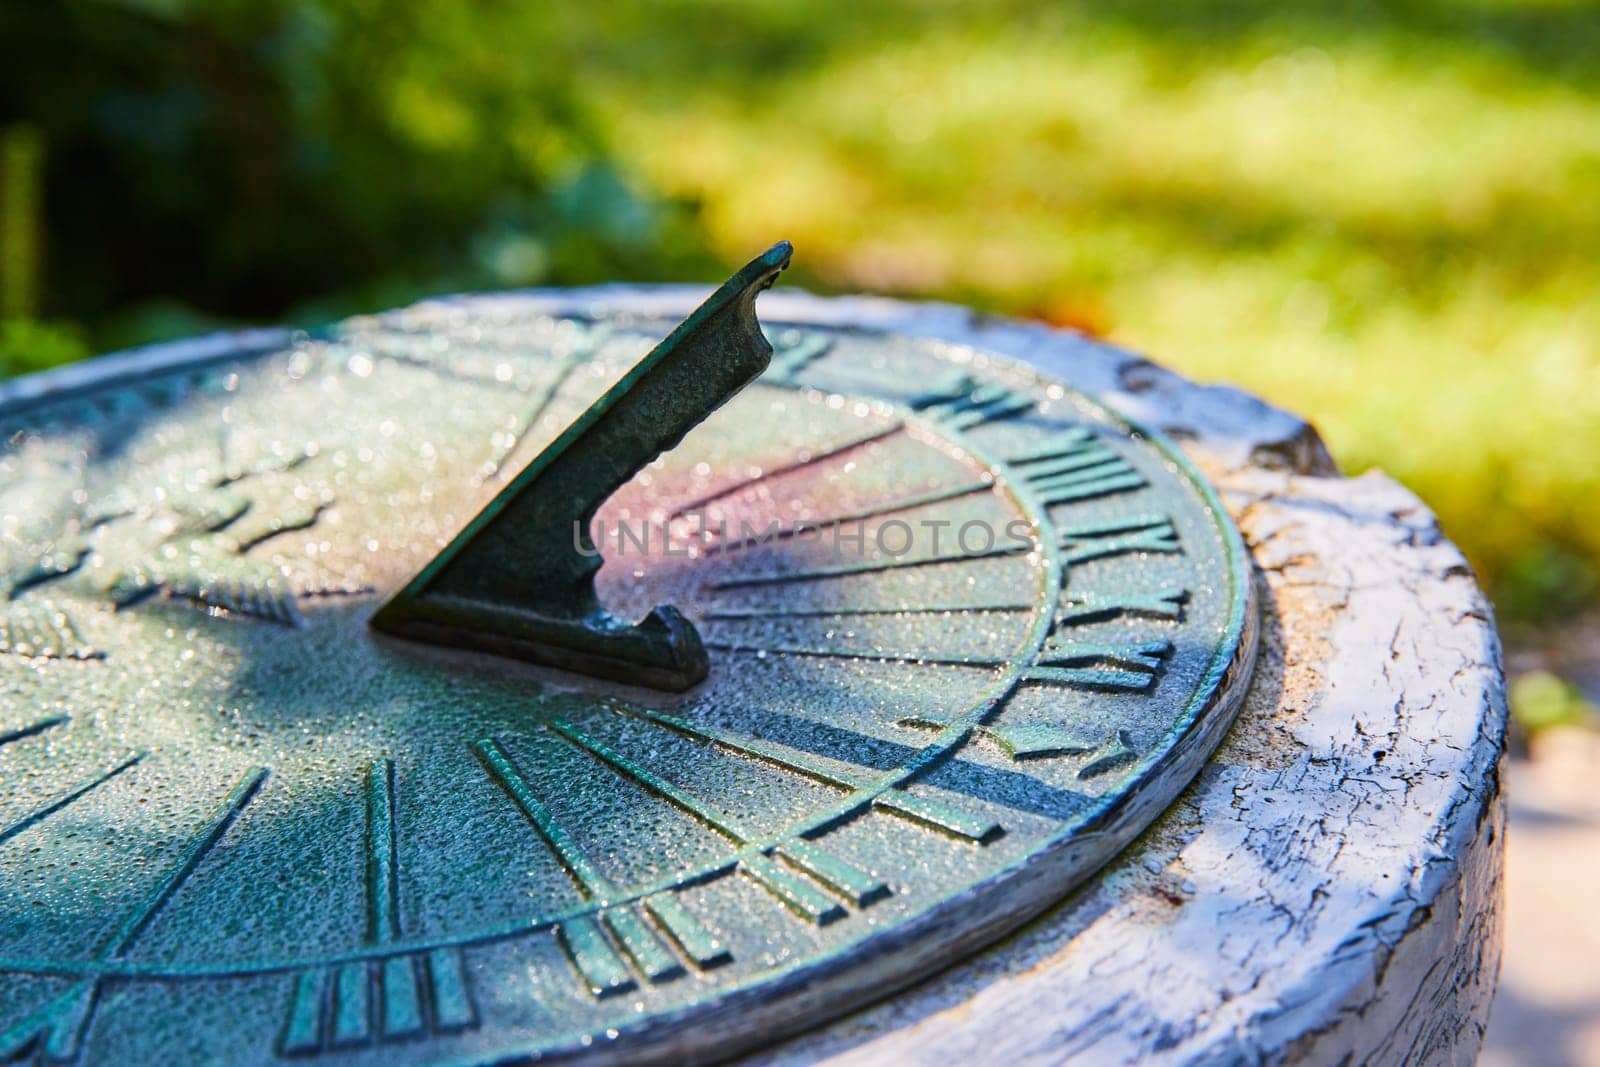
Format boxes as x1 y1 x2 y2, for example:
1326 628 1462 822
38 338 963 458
2 0 1597 621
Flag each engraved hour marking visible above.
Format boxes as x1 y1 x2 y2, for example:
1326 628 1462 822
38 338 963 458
703 641 1000 668
631 708 1001 843
548 720 887 925
667 423 903 522
1059 514 1181 564
708 637 1173 693
896 716 1138 776
0 714 67 749
911 378 1034 430
282 760 477 1055
1056 588 1188 626
475 740 618 896
0 600 100 660
703 602 1030 621
702 481 993 556
1009 428 1146 507
108 767 268 961
705 514 1181 594
897 715 1096 762
279 949 477 1053
473 738 727 997
764 329 834 386
480 324 611 480
0 767 266 1063
0 752 145 849
705 543 1027 590
1028 640 1173 691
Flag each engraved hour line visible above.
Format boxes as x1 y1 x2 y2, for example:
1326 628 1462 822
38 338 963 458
701 481 994 557
704 639 1174 692
548 719 888 924
366 759 401 944
624 708 1001 843
765 329 835 385
666 422 905 521
0 714 67 748
705 512 1180 591
896 715 1096 764
481 326 609 479
702 585 1188 623
0 752 145 849
707 542 1026 590
474 739 622 899
367 322 599 392
106 767 268 960
702 603 1031 621
0 767 267 1063
473 738 731 996
283 759 476 1053
893 717 1139 777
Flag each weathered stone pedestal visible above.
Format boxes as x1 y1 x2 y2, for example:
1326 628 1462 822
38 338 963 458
481 288 1506 1066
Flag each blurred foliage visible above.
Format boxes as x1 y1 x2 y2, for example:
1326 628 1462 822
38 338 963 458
1510 669 1598 736
0 0 717 348
1 0 1597 621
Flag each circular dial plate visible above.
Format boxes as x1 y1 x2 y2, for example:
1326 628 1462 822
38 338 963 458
0 304 1256 1065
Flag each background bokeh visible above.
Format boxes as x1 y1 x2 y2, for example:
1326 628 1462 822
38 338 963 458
1 0 1597 727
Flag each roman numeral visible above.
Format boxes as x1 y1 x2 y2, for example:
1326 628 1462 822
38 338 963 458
548 720 889 927
895 714 1138 778
0 982 98 1063
1009 428 1146 508
281 760 476 1055
910 377 1034 430
1058 514 1180 564
1027 640 1172 691
472 737 734 1001
897 714 1098 763
1078 730 1139 780
281 949 475 1054
1056 588 1188 627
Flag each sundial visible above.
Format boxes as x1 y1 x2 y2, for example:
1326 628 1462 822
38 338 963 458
0 244 1257 1065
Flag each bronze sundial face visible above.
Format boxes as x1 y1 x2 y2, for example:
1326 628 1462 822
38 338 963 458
0 250 1256 1065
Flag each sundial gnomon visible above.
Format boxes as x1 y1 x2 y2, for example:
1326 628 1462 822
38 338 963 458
0 249 1255 1064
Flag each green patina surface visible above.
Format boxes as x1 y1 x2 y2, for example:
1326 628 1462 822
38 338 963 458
0 282 1253 1063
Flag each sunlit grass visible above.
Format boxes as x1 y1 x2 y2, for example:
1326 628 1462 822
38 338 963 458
5 0 1595 619
582 8 1600 615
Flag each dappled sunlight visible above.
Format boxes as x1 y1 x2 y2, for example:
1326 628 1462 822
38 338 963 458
588 11 1599 613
